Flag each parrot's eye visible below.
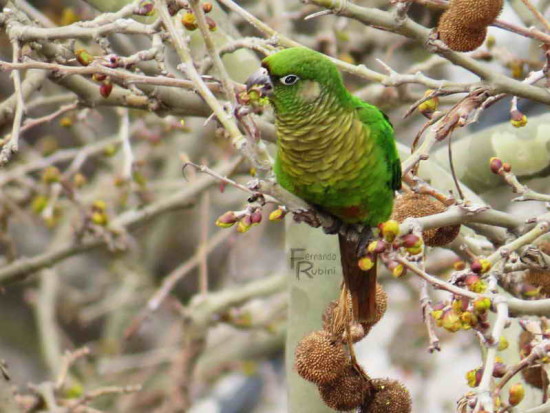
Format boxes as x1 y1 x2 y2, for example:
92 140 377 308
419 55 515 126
280 74 300 86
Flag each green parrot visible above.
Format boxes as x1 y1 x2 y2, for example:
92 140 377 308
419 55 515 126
246 47 401 322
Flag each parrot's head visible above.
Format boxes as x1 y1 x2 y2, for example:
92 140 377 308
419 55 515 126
245 47 347 114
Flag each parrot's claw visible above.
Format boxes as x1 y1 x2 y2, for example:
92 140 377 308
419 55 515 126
323 221 374 256
322 219 342 235
337 224 365 245
292 209 322 228
334 224 374 257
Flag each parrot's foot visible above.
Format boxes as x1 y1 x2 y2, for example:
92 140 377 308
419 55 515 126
292 209 322 228
325 223 375 256
322 218 342 235
337 224 366 246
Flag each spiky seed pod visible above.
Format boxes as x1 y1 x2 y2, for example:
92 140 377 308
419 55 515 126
436 0 502 52
391 193 460 247
525 268 550 296
443 0 503 29
363 378 412 413
437 16 487 52
319 366 371 411
519 331 548 389
294 330 348 384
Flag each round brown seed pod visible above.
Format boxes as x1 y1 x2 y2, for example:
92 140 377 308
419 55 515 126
391 193 460 247
444 0 503 29
436 0 502 52
319 366 371 411
294 330 348 384
525 269 550 296
438 19 487 52
363 378 412 413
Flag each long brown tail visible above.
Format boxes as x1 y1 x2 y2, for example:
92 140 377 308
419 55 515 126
338 233 377 323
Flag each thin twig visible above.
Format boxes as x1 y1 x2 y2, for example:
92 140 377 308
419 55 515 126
420 279 441 352
19 102 78 135
55 347 91 390
67 385 142 411
447 134 464 200
155 0 272 170
0 60 223 93
474 301 509 412
1 40 25 164
519 0 550 31
486 214 550 264
118 108 133 180
198 190 210 296
492 340 550 398
188 0 235 103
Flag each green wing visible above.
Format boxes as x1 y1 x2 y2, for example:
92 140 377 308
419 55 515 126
352 97 401 192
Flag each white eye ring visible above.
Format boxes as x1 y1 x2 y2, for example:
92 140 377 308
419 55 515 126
280 74 300 85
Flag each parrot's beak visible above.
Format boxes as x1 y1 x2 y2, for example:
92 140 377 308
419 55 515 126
245 67 273 97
